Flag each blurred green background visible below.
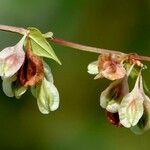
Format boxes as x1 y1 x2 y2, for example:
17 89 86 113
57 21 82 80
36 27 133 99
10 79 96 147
0 0 150 149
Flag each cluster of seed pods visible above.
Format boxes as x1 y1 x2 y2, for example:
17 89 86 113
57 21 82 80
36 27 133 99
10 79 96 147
0 35 59 114
88 53 150 134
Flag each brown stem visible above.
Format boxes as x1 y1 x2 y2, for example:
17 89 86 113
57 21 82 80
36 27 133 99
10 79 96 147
51 37 125 56
0 24 150 62
51 37 150 62
0 25 28 35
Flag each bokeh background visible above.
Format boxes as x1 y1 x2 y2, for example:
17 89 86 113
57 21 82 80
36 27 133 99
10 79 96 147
0 0 150 149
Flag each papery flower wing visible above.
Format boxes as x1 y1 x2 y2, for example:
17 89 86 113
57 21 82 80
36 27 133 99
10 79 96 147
87 61 99 75
2 75 27 98
0 35 26 77
98 54 126 80
100 77 129 113
14 85 27 99
43 62 54 83
130 95 150 134
37 78 59 114
119 92 144 128
101 63 126 80
106 100 120 113
2 75 16 97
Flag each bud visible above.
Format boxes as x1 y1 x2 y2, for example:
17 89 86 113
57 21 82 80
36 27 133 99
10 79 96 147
118 73 144 128
0 35 26 78
100 76 129 113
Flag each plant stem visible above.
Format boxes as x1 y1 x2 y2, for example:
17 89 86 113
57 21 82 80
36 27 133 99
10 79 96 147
51 37 125 56
0 24 150 62
0 25 28 35
51 37 150 62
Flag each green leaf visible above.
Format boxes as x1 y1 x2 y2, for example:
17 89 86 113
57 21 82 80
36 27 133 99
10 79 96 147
28 27 61 64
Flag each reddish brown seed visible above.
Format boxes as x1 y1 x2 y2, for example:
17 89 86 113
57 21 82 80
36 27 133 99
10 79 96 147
106 111 122 127
18 40 44 86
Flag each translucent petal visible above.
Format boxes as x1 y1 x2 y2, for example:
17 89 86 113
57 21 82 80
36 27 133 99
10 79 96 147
37 78 59 114
98 54 126 80
2 75 16 97
119 92 144 128
87 61 99 75
100 77 129 113
106 100 120 113
15 86 27 99
43 62 54 83
101 63 126 80
0 35 26 77
2 75 27 99
131 93 150 134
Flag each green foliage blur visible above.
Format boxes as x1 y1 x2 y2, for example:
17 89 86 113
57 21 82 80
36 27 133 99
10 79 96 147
0 0 150 149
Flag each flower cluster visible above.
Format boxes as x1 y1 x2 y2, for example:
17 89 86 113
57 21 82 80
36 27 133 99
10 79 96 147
0 35 60 114
88 53 150 134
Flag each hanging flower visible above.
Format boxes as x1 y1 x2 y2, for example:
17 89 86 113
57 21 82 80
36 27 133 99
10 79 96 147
88 54 126 80
2 75 27 99
31 62 60 114
130 75 150 134
118 73 144 128
0 35 26 78
100 76 129 113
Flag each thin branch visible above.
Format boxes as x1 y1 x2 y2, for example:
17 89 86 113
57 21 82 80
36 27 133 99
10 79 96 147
51 37 125 56
0 24 149 62
51 37 150 62
0 25 28 35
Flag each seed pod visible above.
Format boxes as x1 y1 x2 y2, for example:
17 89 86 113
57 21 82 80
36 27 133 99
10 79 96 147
0 35 26 78
2 75 27 99
100 76 129 113
119 74 144 128
35 77 60 114
106 111 122 127
130 75 150 134
18 40 44 86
